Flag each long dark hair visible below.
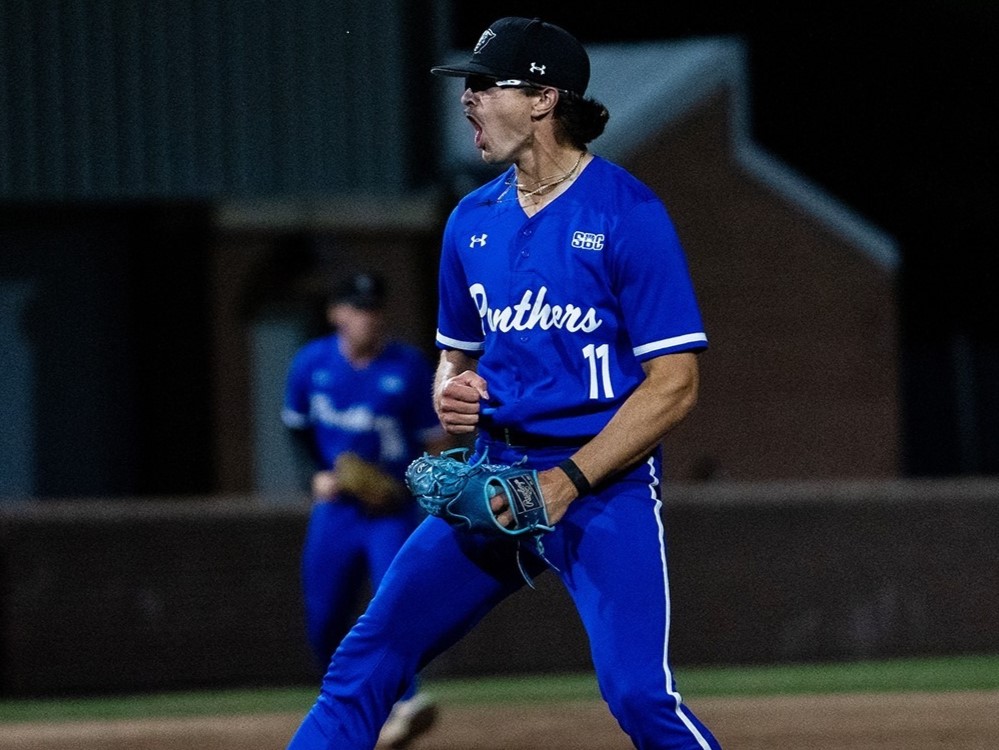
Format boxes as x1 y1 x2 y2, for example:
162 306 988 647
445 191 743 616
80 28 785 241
556 94 610 148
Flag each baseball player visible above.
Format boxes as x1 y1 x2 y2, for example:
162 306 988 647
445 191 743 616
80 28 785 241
286 18 721 750
281 271 448 748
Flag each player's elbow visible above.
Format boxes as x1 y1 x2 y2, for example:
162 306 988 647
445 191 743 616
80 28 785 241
676 379 698 419
644 352 700 425
661 373 697 423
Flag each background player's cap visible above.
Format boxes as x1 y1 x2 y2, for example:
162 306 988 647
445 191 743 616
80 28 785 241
431 17 590 97
330 272 387 310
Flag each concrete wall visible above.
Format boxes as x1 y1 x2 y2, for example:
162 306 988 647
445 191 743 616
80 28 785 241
2 480 996 697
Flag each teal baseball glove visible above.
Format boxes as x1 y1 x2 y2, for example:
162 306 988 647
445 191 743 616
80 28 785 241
404 448 553 538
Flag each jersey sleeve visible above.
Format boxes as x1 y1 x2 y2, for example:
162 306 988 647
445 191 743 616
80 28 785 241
435 207 486 353
611 198 708 360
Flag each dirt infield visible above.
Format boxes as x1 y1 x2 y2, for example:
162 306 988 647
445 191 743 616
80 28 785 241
2 690 998 749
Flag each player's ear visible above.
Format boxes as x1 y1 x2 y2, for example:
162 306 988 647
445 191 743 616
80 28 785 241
530 87 559 120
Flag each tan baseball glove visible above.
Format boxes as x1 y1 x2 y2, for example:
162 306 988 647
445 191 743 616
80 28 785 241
334 452 409 515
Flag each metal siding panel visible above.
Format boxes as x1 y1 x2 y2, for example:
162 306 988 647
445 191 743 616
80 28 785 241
358 0 385 188
7 1 41 195
219 0 252 195
40 4 67 197
141 1 170 196
330 0 407 193
65 0 95 197
169 0 197 194
0 3 11 194
83 0 117 197
114 3 143 195
194 1 225 195
71 7 94 194
299 0 326 191
379 0 409 191
0 0 436 200
362 0 398 190
241 0 276 194
273 2 297 193
333 4 358 191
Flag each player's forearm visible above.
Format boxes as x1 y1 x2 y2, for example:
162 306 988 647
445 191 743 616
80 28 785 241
570 352 699 489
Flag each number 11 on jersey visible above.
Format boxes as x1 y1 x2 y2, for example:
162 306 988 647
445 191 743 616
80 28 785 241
583 343 614 399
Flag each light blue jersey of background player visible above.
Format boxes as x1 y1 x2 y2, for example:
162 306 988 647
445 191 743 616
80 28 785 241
283 333 442 495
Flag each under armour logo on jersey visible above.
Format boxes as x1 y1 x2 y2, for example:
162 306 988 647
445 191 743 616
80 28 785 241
529 62 546 76
469 234 488 248
571 231 605 251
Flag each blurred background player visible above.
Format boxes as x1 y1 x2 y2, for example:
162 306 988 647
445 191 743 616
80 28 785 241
281 270 449 748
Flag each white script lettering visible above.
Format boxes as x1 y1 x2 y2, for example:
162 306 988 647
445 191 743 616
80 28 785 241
468 284 603 333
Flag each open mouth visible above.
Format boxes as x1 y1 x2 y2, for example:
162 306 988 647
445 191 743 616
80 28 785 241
466 114 483 148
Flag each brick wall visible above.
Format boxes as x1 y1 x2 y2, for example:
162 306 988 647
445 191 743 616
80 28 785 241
626 91 900 481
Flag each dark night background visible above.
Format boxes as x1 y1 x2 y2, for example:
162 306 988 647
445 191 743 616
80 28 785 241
453 3 998 476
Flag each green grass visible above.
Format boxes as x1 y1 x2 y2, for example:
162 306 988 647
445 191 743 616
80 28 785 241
3 654 998 724
673 654 999 697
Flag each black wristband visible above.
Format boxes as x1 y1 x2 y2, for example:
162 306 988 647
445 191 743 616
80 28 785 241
558 458 591 496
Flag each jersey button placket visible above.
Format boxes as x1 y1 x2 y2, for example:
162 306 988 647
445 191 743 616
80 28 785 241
513 229 532 264
513 229 532 342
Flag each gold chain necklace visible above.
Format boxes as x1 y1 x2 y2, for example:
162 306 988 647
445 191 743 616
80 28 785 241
515 151 585 202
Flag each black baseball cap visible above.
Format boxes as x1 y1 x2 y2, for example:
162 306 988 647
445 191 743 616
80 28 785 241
431 17 590 97
330 272 387 310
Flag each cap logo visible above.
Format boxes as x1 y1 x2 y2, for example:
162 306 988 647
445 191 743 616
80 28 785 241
529 62 546 76
473 29 496 55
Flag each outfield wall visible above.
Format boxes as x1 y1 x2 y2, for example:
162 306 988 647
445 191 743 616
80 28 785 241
1 480 997 697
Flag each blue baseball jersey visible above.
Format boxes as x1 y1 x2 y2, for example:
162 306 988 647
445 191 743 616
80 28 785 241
281 335 441 480
436 155 707 441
